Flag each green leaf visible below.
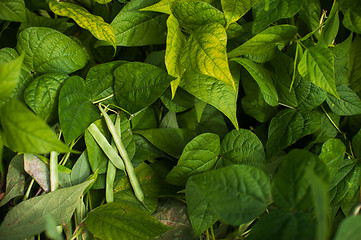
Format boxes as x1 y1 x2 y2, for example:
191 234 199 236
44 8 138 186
334 215 361 240
85 202 170 240
186 165 271 226
234 58 278 106
299 0 321 37
24 73 69 123
0 99 69 153
221 0 257 26
342 6 361 34
16 27 87 74
114 162 161 213
114 62 172 113
58 76 100 144
352 128 361 159
140 0 175 14
180 23 236 90
318 4 339 47
86 61 125 104
135 128 197 158
298 46 339 98
266 109 321 158
95 0 112 4
0 180 93 240
180 70 239 129
252 0 303 34
71 151 91 186
228 25 298 58
0 0 26 22
165 14 186 96
318 139 345 180
221 129 266 171
172 0 226 31
24 153 50 192
49 1 116 48
0 53 24 103
0 155 26 207
166 133 220 186
247 210 315 240
271 149 328 210
107 0 167 46
326 85 361 116
349 36 361 94
331 34 352 85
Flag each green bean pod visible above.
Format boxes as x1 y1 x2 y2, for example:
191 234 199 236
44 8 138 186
98 104 145 204
87 123 125 171
106 161 116 203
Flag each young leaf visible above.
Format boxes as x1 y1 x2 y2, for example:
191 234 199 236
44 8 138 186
84 202 170 240
107 0 167 46
252 0 303 34
180 23 236 90
221 129 267 171
114 162 161 213
140 0 175 14
172 0 226 31
24 73 69 123
186 165 271 226
318 4 339 47
298 46 339 98
0 155 26 207
16 27 87 74
135 128 197 158
0 99 70 153
234 58 278 106
266 109 321 158
221 0 257 27
318 139 345 180
0 53 24 103
58 76 100 144
334 215 361 240
180 70 239 129
0 0 26 22
0 180 93 240
326 85 361 116
166 133 220 186
49 0 116 48
247 210 316 240
113 62 173 113
228 25 298 58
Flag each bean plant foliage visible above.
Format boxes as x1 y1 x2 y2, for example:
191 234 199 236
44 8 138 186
1 0 361 239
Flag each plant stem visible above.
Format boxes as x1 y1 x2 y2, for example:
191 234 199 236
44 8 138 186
23 178 35 201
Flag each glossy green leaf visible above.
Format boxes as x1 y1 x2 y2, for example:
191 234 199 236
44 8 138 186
49 1 116 48
86 61 125 104
166 133 220 186
0 99 69 153
114 162 161 213
0 0 26 22
0 53 24 103
342 6 361 34
221 0 257 26
266 109 321 158
140 0 175 14
247 210 315 240
180 70 239 129
172 0 226 31
0 155 26 207
271 149 328 210
107 0 167 46
165 14 185 96
186 165 271 226
114 62 172 113
135 128 197 158
318 139 345 180
252 0 303 34
59 76 99 144
71 151 91 186
95 0 112 4
234 58 278 106
85 202 170 240
334 215 361 240
295 76 327 110
0 180 93 240
228 25 298 58
298 46 339 98
326 85 361 116
16 27 87 74
221 129 266 171
180 23 236 90
332 34 352 86
24 73 68 123
24 153 50 192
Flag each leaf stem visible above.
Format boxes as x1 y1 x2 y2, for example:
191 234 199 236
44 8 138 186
23 178 35 201
92 93 114 104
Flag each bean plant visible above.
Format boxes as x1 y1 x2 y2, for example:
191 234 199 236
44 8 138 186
1 0 361 239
